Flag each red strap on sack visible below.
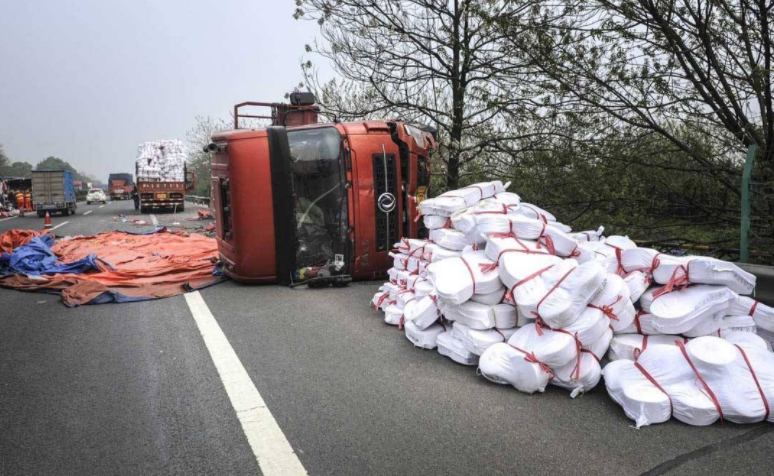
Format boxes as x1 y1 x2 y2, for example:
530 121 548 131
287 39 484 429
493 327 507 342
633 335 649 360
604 243 626 276
653 260 694 298
734 344 770 421
460 256 477 294
569 243 581 258
581 348 600 363
374 292 389 310
535 221 556 255
749 300 759 317
472 204 508 215
587 295 623 321
634 361 673 416
531 267 576 324
634 310 645 335
508 344 555 380
676 340 724 425
503 265 555 304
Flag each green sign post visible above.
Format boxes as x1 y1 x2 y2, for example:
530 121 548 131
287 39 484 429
740 145 758 263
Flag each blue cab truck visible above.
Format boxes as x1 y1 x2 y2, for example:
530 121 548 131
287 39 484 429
31 170 77 217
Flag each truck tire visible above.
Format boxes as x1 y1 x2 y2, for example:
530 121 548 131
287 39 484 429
37 211 45 218
62 208 70 217
178 204 185 212
87 201 91 205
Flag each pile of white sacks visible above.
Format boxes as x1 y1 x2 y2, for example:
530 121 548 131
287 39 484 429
372 181 774 427
136 140 188 182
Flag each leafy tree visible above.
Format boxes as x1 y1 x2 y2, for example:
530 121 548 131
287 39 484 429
295 0 544 189
2 161 34 178
186 116 231 198
0 143 8 172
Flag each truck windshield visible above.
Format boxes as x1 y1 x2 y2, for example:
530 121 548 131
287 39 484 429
288 127 348 272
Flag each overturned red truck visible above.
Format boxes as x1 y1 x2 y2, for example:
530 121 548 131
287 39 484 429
208 93 435 286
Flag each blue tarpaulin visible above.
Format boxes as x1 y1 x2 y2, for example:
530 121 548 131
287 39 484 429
0 235 107 276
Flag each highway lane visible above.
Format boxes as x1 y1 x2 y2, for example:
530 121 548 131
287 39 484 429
2 202 774 475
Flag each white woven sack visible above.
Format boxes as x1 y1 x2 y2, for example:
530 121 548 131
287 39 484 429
405 295 441 330
439 181 505 206
384 304 403 326
551 352 602 397
624 270 650 303
492 191 521 207
437 331 480 366
427 251 501 305
512 202 556 223
603 359 672 428
451 323 518 356
418 196 467 217
648 285 737 335
429 228 468 251
530 260 607 329
508 324 578 368
583 327 613 361
563 307 610 347
478 342 552 393
731 296 774 332
439 301 518 330
569 227 605 242
588 274 635 331
423 215 450 229
616 312 665 336
650 255 756 295
404 321 445 349
724 331 770 351
470 286 506 305
608 334 687 361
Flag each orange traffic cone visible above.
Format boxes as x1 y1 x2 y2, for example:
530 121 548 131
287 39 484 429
44 211 52 229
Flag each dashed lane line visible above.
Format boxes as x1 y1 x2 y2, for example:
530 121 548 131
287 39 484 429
99 205 105 209
0 216 17 222
50 221 70 231
84 211 93 215
150 214 159 226
184 292 308 476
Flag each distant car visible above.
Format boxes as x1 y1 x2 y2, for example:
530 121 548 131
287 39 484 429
86 188 108 204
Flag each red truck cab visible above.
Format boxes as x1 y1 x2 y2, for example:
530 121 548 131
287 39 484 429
209 99 434 285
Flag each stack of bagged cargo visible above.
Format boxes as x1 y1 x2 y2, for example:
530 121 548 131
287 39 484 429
136 140 187 182
371 182 774 425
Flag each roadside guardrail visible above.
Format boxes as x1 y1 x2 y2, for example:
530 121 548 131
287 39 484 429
186 195 211 207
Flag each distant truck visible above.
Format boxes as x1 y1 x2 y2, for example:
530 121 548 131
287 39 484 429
135 140 195 213
31 170 77 216
108 173 134 200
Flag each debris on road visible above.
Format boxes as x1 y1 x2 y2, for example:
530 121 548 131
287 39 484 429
0 228 224 306
372 181 774 427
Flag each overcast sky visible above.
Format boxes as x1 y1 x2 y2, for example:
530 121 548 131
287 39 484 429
0 0 328 181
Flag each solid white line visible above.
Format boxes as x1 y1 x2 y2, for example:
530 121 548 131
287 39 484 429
150 214 159 226
99 205 105 209
84 210 93 215
50 221 70 231
184 292 308 476
0 216 17 222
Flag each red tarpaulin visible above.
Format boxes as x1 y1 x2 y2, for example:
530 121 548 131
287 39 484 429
0 229 224 306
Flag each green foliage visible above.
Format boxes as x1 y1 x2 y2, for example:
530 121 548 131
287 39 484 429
35 156 95 184
2 161 33 178
185 116 231 198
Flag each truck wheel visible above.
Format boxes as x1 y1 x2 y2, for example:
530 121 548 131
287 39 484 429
62 209 70 217
87 201 91 205
37 211 45 218
178 205 185 212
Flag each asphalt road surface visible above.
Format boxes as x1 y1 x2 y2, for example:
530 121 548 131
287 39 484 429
2 200 774 476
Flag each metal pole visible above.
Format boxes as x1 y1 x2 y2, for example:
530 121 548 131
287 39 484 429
740 145 758 263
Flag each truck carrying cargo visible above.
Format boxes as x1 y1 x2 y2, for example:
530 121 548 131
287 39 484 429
135 140 195 213
108 173 134 200
31 170 77 216
208 93 435 285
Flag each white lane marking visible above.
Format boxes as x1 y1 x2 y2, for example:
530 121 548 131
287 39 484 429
84 210 93 215
0 216 17 222
99 205 105 209
150 214 159 226
184 292 308 476
50 221 70 231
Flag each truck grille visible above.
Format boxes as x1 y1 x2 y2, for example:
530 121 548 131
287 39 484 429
373 153 398 252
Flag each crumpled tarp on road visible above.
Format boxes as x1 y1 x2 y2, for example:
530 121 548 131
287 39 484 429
0 228 224 306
